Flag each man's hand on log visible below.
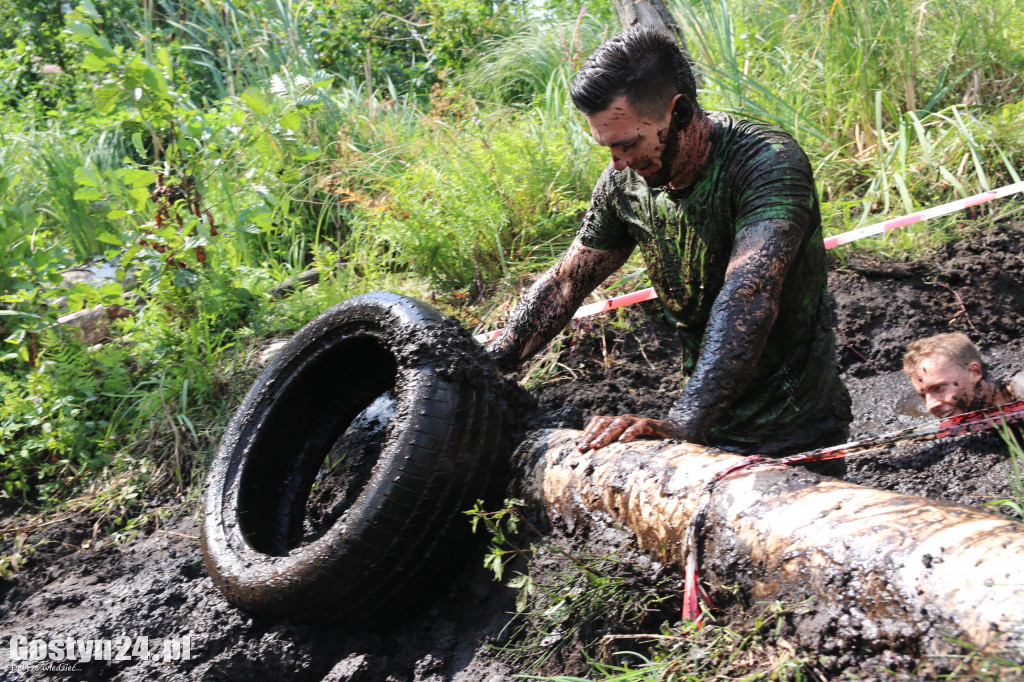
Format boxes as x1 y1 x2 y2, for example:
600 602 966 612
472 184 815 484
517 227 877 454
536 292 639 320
576 414 691 451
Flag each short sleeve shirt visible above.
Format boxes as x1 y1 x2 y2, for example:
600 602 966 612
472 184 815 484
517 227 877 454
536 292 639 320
577 112 850 452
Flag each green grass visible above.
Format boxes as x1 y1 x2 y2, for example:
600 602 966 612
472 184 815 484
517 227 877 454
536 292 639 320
986 423 1024 521
515 597 822 681
0 0 1019 526
670 0 1024 255
0 0 1019 514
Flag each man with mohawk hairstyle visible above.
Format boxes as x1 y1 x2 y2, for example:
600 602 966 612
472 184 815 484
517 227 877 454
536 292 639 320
489 25 852 460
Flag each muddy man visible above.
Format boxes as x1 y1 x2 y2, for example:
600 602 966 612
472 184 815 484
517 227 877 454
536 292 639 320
904 332 1024 419
488 26 852 456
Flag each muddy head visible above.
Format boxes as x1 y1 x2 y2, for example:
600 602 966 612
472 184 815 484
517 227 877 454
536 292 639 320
903 333 1012 418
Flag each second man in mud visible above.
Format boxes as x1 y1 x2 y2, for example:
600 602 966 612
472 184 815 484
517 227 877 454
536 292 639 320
904 333 1023 419
488 25 852 456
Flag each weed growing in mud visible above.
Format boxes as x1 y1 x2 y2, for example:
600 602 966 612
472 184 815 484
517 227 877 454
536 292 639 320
931 636 1024 681
467 497 531 584
467 499 679 674
467 502 830 681
984 422 1024 521
499 547 677 674
0 529 35 579
522 598 821 682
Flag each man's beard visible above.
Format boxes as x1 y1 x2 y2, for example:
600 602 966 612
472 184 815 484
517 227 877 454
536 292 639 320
641 117 681 188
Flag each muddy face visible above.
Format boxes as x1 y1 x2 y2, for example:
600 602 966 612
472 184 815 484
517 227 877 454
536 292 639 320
585 95 710 189
586 96 672 184
910 354 986 418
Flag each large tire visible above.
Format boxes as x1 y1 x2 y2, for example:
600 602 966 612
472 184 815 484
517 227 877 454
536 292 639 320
201 292 516 621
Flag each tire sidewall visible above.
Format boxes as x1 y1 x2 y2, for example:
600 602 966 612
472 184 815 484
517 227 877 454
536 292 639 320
201 292 502 618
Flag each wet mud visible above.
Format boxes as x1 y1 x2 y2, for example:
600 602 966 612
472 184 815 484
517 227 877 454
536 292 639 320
2 222 1024 680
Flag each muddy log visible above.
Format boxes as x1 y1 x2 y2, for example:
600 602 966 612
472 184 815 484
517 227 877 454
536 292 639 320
513 428 1024 659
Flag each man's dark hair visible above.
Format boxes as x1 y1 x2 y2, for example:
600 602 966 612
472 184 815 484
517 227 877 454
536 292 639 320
570 25 699 125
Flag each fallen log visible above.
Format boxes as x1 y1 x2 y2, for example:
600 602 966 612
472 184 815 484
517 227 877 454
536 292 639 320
513 429 1024 661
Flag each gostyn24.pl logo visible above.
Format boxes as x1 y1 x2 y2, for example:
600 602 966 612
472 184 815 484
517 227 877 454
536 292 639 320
7 634 193 664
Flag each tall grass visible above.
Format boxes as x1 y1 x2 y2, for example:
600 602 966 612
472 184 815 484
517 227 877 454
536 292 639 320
146 0 318 101
669 0 1024 249
0 133 49 296
324 20 616 291
466 13 611 106
337 82 606 289
987 424 1024 521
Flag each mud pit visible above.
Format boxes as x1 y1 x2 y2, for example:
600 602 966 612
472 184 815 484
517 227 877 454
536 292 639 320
1 222 1023 680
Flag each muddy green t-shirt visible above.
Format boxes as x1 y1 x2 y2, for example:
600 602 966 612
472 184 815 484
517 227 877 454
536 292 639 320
578 112 850 453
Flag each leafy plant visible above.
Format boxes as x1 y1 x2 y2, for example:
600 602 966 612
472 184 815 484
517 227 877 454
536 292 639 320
669 0 1024 251
986 422 1024 521
468 498 677 673
0 333 132 502
467 497 530 583
524 598 820 681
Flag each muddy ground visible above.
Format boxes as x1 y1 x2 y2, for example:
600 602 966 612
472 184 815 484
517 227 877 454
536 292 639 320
1 221 1023 681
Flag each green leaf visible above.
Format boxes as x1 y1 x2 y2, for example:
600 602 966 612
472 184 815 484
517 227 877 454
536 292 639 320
97 282 124 299
117 243 142 279
124 56 147 90
74 165 103 187
143 67 169 98
129 187 151 210
279 109 302 130
78 0 101 20
292 146 322 161
66 20 96 40
241 89 268 115
156 46 171 72
104 205 132 219
73 187 103 201
94 84 122 114
86 35 117 59
97 232 124 245
114 168 158 188
131 133 146 158
81 52 110 72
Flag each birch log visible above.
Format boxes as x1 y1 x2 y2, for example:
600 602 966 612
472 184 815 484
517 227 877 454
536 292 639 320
513 429 1024 659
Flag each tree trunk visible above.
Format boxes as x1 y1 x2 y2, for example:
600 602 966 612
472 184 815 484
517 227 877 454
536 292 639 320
612 0 696 79
513 429 1024 660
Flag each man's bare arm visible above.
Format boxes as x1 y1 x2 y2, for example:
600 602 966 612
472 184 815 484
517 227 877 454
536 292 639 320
488 238 634 372
577 219 804 450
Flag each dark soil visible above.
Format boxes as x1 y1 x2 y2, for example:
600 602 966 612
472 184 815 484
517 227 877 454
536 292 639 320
2 221 1023 681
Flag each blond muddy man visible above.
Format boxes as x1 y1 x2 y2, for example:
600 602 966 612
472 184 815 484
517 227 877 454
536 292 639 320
903 332 1023 419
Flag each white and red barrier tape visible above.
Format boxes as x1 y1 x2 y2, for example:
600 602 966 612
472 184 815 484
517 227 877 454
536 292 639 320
474 180 1024 344
822 179 1024 249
